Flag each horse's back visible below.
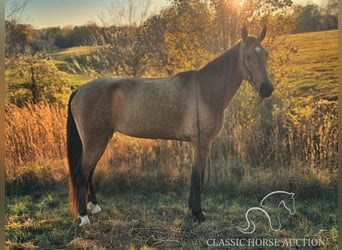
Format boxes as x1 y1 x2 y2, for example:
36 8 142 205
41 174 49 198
115 75 195 140
72 75 196 141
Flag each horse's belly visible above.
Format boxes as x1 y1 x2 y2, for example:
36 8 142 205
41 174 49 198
115 104 190 141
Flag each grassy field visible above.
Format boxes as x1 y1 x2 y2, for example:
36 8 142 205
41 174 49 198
5 182 338 249
5 30 338 249
275 30 338 105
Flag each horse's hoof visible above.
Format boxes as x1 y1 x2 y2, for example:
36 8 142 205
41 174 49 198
87 202 102 214
79 215 90 227
192 210 207 223
92 204 102 214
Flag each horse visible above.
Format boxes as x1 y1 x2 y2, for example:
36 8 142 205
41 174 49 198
67 26 274 227
238 191 296 234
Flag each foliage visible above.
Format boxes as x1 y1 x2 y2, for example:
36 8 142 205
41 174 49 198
58 0 297 77
292 3 338 33
5 21 34 57
5 0 338 59
30 1 336 79
5 0 30 57
149 0 216 74
6 51 71 106
97 26 151 77
294 4 322 33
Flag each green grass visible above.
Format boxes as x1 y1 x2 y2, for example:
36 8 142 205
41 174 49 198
5 183 337 249
66 73 93 86
272 30 338 105
51 46 102 60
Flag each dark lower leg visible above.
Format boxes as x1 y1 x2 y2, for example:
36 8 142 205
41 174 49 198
87 169 98 204
76 174 88 216
188 168 206 222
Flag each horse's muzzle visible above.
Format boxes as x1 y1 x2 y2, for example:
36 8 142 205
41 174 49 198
259 82 274 98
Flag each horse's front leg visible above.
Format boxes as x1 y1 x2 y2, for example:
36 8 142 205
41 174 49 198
188 142 210 223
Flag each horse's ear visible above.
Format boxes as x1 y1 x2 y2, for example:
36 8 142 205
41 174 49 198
258 25 267 42
242 26 248 42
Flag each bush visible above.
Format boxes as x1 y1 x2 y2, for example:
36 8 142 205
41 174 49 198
5 52 71 106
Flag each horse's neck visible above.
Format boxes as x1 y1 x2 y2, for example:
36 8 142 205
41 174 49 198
261 193 290 208
196 43 243 109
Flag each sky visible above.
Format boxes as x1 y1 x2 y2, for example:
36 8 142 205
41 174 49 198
7 0 327 29
7 0 168 28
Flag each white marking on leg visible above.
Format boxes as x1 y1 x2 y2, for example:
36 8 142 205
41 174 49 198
87 202 95 210
87 202 102 214
79 215 90 227
91 204 102 214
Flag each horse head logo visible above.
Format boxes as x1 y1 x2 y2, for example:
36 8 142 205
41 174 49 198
238 191 296 234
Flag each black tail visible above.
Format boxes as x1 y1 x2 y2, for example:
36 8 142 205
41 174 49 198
67 90 82 216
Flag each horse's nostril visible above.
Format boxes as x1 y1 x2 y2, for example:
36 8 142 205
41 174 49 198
260 83 273 98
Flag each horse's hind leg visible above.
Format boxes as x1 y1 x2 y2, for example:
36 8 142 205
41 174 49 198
77 131 113 226
87 168 102 214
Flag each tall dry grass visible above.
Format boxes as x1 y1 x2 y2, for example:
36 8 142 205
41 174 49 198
5 99 337 192
5 103 67 183
206 98 338 192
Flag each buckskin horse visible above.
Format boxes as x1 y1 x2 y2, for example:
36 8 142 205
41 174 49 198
67 26 273 227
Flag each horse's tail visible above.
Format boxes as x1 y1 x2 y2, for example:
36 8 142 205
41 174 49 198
67 90 82 216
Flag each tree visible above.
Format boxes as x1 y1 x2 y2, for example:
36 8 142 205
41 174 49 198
144 0 214 75
6 51 70 106
5 0 31 56
98 26 151 77
5 22 34 56
239 0 293 37
31 28 58 51
85 0 155 77
326 0 338 16
322 0 338 30
293 4 322 33
210 0 240 50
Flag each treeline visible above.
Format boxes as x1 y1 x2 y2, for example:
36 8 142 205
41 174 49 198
5 0 338 106
6 0 338 55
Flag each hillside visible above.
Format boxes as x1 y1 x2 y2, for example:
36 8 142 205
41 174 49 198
275 30 338 105
52 30 338 106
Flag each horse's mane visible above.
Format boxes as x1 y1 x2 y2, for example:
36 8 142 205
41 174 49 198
200 42 241 74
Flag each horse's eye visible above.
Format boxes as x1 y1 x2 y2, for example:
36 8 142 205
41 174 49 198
244 55 250 60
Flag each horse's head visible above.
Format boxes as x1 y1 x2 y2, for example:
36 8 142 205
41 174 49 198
239 26 274 98
282 192 296 215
